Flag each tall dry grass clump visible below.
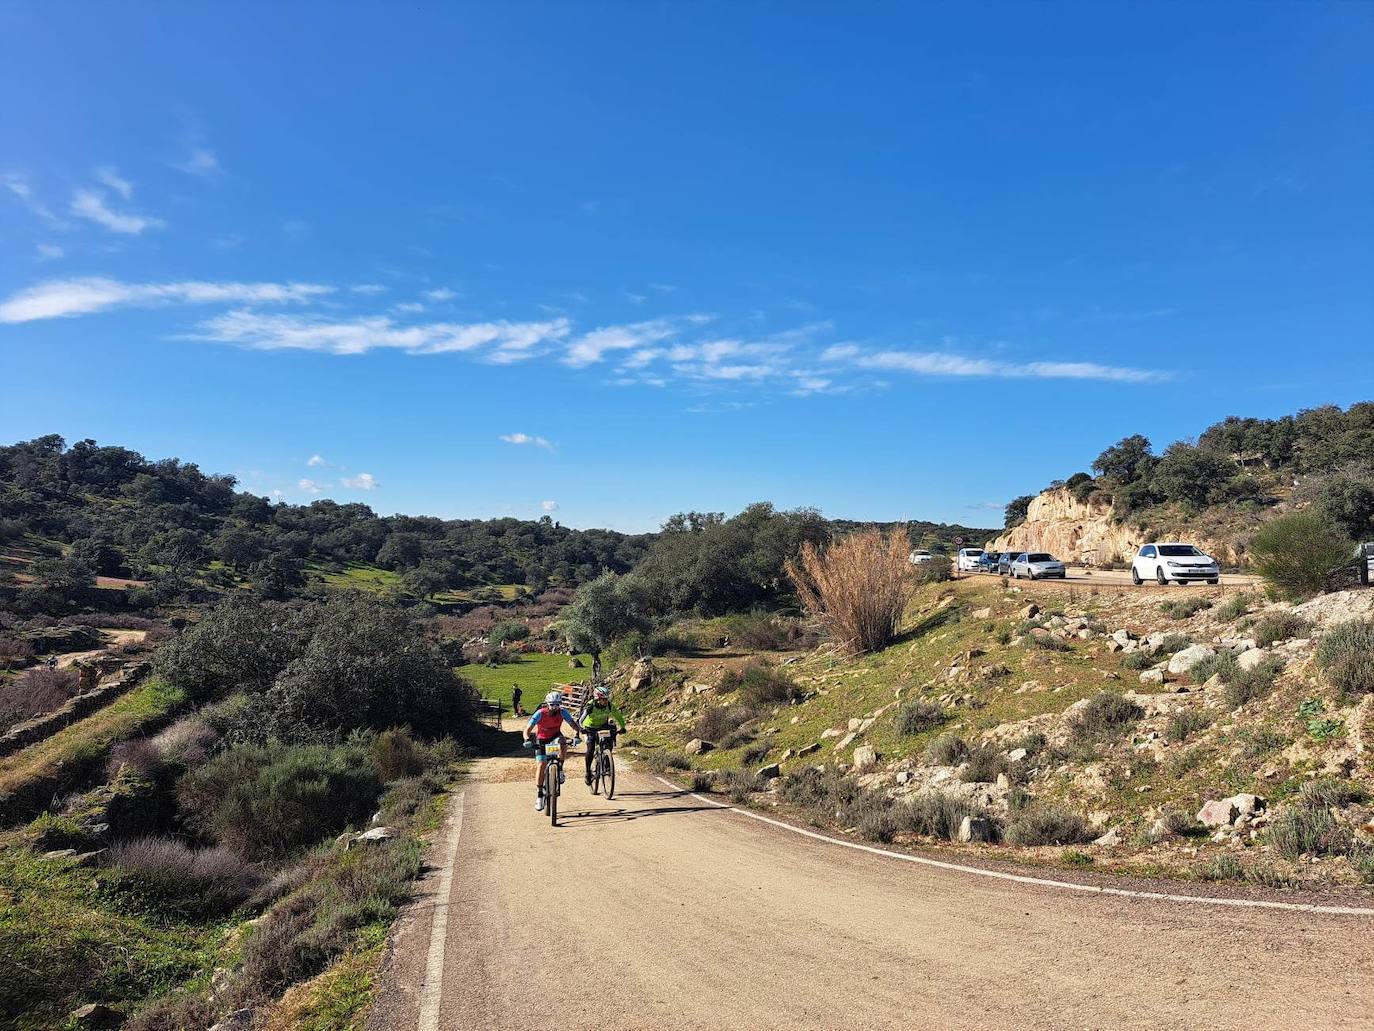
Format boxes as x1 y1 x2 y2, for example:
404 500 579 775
787 528 912 655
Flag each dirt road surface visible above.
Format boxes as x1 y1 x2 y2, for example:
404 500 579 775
369 756 1372 1031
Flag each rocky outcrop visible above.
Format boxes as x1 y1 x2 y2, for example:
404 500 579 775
987 486 1242 564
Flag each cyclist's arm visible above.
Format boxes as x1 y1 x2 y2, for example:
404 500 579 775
560 707 583 734
609 704 627 731
523 711 541 737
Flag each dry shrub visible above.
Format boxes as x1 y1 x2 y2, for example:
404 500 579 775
111 836 262 914
0 633 35 669
786 528 913 655
0 666 81 729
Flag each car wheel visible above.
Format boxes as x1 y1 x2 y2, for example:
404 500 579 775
1209 578 1219 585
1028 570 1037 580
1156 567 1168 586
1131 566 1142 586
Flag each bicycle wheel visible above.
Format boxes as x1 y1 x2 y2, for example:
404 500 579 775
604 749 615 800
546 760 558 826
590 740 601 796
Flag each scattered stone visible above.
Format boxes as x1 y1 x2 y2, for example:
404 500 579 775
628 657 654 692
835 732 857 750
1108 641 1125 654
789 715 801 724
1093 827 1122 847
820 728 842 739
43 849 78 860
895 771 913 785
847 717 863 732
756 763 782 780
797 741 821 756
1007 748 1029 762
1111 629 1135 646
995 772 1012 790
1228 793 1266 819
1167 644 1216 675
971 607 992 619
1197 798 1239 828
685 738 714 755
1019 603 1041 619
355 827 394 844
1139 669 1165 685
568 657 584 668
208 1008 255 1031
1101 671 1120 680
852 744 878 770
1237 648 1272 672
957 816 994 843
69 1004 121 1029
780 749 794 761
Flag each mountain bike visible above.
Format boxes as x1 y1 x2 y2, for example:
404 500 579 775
588 727 617 799
527 737 564 827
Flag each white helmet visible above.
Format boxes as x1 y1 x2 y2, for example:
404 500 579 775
592 684 610 701
544 690 563 707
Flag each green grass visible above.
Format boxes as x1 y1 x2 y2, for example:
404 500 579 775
0 846 227 1030
0 678 186 821
313 562 524 605
264 934 385 1031
457 652 593 715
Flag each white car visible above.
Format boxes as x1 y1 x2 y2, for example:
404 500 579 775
908 549 934 565
1131 542 1219 585
956 547 985 572
1009 552 1066 579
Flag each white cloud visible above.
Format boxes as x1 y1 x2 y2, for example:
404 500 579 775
306 454 327 467
564 317 692 367
2 172 62 224
297 478 323 495
190 310 571 359
94 166 133 199
35 243 63 261
541 500 559 512
839 348 1167 384
965 501 1005 510
350 284 387 295
499 433 556 452
392 302 425 314
0 277 333 323
341 472 378 491
424 288 456 302
70 189 164 234
820 343 860 362
172 147 221 178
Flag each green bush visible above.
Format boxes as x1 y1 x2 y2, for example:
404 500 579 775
1252 611 1312 647
488 620 530 645
178 742 384 860
718 611 799 651
1268 804 1353 860
1224 655 1285 709
1070 692 1143 742
693 704 755 743
895 699 946 735
907 791 984 840
1216 593 1255 621
1315 619 1374 698
741 741 771 765
959 745 1004 783
925 733 969 766
640 749 691 772
1250 511 1353 601
1298 777 1368 808
1004 805 1092 846
1189 652 1238 685
1157 633 1192 656
720 663 801 708
1121 651 1152 671
1160 597 1212 620
1164 710 1212 744
109 836 262 917
717 767 768 803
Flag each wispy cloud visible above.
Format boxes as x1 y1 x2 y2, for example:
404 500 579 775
35 243 64 261
564 316 712 367
306 454 328 467
0 277 332 323
965 501 1005 510
70 189 164 235
499 433 556 452
191 310 571 359
297 478 324 495
172 146 221 178
94 166 133 199
2 172 63 225
424 288 457 302
350 284 387 295
828 346 1167 384
541 500 559 512
341 472 378 491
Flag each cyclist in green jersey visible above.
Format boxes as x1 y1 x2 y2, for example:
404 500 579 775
580 684 626 786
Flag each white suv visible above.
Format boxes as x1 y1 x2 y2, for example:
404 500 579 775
1131 542 1219 585
956 547 985 572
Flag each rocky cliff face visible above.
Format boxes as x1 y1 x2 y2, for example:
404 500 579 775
987 487 1241 565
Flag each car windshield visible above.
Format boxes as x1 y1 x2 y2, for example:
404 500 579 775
965 549 983 556
1027 554 1054 562
1158 545 1204 557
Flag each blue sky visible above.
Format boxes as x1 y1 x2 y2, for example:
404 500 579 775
2 3 1371 533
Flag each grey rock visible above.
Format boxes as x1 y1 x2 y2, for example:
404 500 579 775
1197 798 1239 827
1093 827 1122 847
355 826 394 844
852 744 878 770
957 816 994 843
756 763 782 780
1236 648 1273 672
1139 669 1165 685
797 741 821 756
684 738 714 755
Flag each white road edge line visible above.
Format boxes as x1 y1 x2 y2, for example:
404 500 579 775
417 790 465 1031
652 776 1374 917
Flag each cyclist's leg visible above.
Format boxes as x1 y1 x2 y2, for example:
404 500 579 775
557 736 567 781
584 729 598 782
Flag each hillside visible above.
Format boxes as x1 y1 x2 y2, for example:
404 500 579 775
615 577 1374 890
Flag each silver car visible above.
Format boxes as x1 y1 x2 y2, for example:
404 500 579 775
1010 552 1066 580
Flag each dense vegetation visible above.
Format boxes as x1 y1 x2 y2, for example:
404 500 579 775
1003 402 1374 533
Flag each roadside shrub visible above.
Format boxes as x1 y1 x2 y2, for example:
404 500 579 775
717 767 768 802
1252 611 1312 647
693 704 754 743
690 771 715 792
1250 511 1353 600
0 633 35 669
1224 655 1285 709
914 555 953 584
107 716 218 781
1011 729 1048 757
895 699 946 735
959 745 1004 783
719 663 801 708
1299 777 1368 809
1238 725 1288 759
718 727 756 751
640 749 691 773
1315 619 1374 698
787 528 912 655
0 666 81 729
178 742 384 860
1268 804 1353 860
369 728 427 782
110 836 262 916
488 620 530 646
1157 633 1192 656
857 802 904 843
925 733 969 766
603 628 693 668
741 741 771 765
1216 593 1255 621
1004 804 1092 846
1189 652 1238 686
1121 651 1152 671
1070 692 1143 742
1158 809 1196 837
718 611 798 651
1164 710 1212 743
126 991 219 1031
907 791 982 840
1160 597 1212 620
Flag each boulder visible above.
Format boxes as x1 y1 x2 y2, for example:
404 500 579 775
957 816 994 843
355 827 394 844
756 763 781 780
1093 827 1122 847
1237 648 1272 672
852 744 878 770
971 607 992 619
995 773 1012 790
1197 798 1239 828
835 732 857 750
69 1004 122 1029
1019 603 1040 620
1167 645 1215 675
1007 747 1029 762
847 717 863 732
797 741 821 757
684 738 714 755
1111 629 1135 646
1227 793 1265 819
820 728 843 739
1139 669 1165 685
568 657 584 668
895 770 913 785
628 658 654 692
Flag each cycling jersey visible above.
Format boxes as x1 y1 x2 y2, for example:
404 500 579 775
527 704 578 741
581 699 626 731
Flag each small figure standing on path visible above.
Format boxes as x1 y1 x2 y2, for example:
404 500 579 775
511 684 524 716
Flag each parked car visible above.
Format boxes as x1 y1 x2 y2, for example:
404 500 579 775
996 551 1024 575
908 549 934 565
956 547 985 572
1130 542 1219 585
975 551 1001 574
1357 542 1373 587
1010 552 1066 580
